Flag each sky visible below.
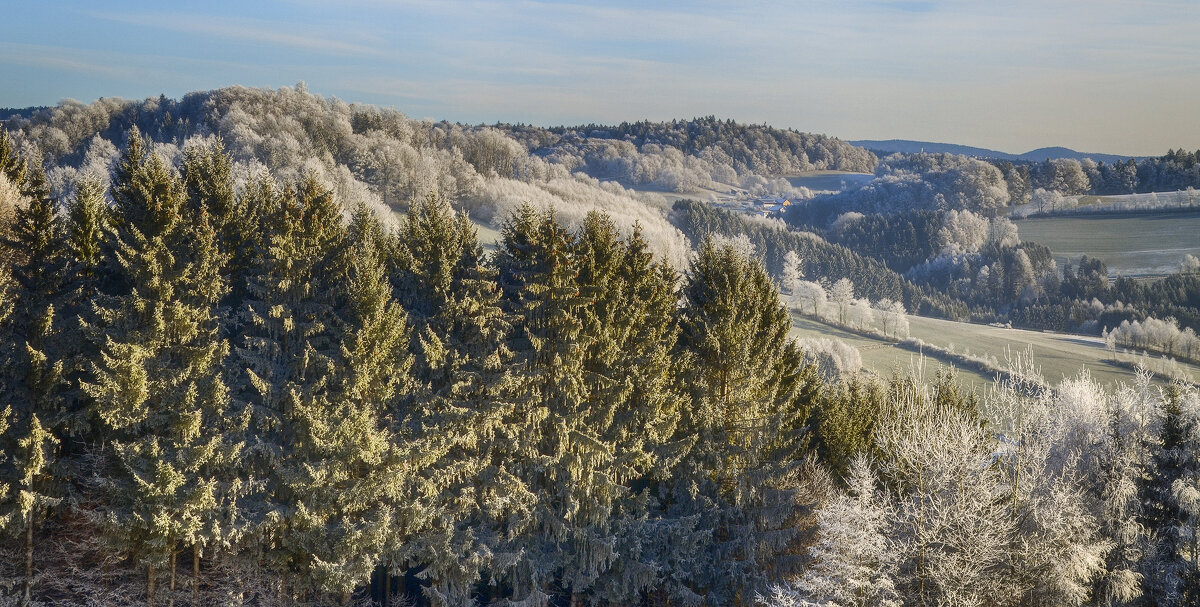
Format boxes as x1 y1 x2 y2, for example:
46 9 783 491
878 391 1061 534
3 0 1199 157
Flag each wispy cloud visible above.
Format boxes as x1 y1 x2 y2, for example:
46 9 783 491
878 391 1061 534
92 12 387 58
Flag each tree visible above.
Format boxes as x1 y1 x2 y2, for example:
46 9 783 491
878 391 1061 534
572 214 685 607
238 172 401 601
385 193 518 607
0 138 72 607
84 129 243 606
1142 384 1200 604
829 278 854 326
781 250 803 296
671 237 828 606
765 454 899 607
491 205 606 606
793 281 827 317
874 380 1013 607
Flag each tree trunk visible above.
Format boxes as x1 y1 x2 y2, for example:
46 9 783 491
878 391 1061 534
192 547 201 607
168 547 178 607
21 516 33 607
384 565 391 607
147 564 157 607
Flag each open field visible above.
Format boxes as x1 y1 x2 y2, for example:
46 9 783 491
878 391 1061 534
791 312 1200 393
1015 210 1200 276
790 314 1000 394
785 170 874 192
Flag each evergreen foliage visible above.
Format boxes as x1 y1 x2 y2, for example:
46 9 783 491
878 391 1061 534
0 124 1197 607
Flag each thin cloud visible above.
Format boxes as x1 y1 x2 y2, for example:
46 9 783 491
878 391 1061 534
92 12 387 58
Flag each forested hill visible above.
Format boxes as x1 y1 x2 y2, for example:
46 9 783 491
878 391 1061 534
0 85 872 268
851 139 1139 164
2 126 1200 606
536 117 876 175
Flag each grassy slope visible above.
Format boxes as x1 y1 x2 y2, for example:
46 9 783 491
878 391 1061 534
791 312 1200 393
789 314 998 394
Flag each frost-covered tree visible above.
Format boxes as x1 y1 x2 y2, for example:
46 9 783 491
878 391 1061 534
793 281 827 317
829 278 854 326
0 147 72 607
1142 384 1200 604
874 382 1013 607
765 454 899 607
237 172 401 601
781 250 803 296
384 193 519 607
84 128 243 606
990 369 1110 607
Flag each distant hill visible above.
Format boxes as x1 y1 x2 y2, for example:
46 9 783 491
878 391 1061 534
850 139 1140 164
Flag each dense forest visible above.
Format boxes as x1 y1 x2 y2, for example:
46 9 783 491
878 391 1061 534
2 112 1200 607
2 87 1200 606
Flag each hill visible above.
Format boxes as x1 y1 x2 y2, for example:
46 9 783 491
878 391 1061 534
851 138 1139 164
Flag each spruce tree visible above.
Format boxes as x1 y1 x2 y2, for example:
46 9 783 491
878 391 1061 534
573 214 686 607
182 138 259 307
493 204 593 606
238 174 397 601
671 237 825 606
0 143 71 607
386 194 519 607
1143 384 1200 604
84 128 242 606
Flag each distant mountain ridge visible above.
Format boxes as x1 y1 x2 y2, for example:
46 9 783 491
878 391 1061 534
850 139 1142 164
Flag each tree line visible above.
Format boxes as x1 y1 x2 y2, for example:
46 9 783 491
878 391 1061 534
0 127 864 606
3 126 1200 607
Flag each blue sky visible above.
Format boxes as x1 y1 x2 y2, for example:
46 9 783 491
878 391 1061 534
4 0 1198 156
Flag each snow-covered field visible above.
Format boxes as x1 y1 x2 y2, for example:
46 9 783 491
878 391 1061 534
1015 210 1200 276
790 312 1200 393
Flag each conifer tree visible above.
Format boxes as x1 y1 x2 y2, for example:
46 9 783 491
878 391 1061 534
238 174 397 601
1143 384 1200 604
182 138 259 307
60 176 110 438
573 214 686 607
65 176 108 308
0 141 72 607
84 128 243 606
492 205 597 606
671 237 826 606
387 194 519 607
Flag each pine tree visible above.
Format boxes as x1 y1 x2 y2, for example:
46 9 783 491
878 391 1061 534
493 205 595 606
672 237 827 606
1143 384 1200 604
573 214 686 607
182 138 259 307
84 128 243 606
59 176 110 439
0 141 73 607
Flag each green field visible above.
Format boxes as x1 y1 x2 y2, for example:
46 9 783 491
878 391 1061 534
1015 210 1200 276
790 313 1200 394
